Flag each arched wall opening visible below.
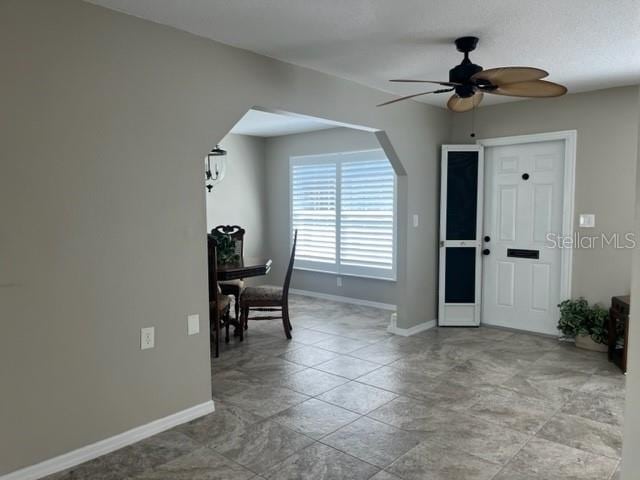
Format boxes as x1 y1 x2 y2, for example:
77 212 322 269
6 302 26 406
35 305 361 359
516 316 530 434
203 107 409 324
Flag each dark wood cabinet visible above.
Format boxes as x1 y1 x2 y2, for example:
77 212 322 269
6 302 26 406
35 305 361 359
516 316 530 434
608 295 630 373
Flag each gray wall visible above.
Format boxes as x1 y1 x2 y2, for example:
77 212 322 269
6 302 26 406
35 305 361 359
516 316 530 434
621 88 640 480
0 0 449 474
13 0 638 475
206 133 267 261
451 87 639 306
264 127 396 306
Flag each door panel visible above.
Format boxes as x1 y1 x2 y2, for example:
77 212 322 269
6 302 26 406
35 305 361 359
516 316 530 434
533 184 553 242
498 186 517 241
531 263 551 311
439 145 483 327
482 140 564 335
496 261 515 307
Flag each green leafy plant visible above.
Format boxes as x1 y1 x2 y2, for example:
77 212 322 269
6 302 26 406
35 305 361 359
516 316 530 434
557 298 608 345
211 232 240 266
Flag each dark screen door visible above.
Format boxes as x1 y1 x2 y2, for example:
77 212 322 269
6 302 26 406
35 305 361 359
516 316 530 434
438 145 483 326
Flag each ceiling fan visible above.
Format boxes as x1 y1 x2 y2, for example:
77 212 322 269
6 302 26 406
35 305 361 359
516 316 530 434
378 36 567 111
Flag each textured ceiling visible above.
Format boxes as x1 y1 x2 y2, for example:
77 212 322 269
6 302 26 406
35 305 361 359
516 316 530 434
87 0 640 108
230 109 335 137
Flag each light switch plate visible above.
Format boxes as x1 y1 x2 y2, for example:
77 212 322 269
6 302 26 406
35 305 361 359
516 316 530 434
579 214 595 228
141 327 155 350
187 314 200 335
413 214 419 228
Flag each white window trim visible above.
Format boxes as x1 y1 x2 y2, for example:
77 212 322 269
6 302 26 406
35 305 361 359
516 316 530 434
289 149 397 282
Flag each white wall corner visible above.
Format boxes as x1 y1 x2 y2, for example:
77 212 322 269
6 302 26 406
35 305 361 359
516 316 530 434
1 401 215 480
387 313 436 336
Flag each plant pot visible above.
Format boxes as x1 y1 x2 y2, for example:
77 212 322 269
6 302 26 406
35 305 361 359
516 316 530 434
575 333 608 353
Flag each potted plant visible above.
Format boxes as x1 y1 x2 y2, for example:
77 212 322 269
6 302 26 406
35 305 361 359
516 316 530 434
211 232 240 266
557 298 609 352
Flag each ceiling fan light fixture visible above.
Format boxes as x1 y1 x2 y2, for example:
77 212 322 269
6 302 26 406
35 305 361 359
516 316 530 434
447 92 483 112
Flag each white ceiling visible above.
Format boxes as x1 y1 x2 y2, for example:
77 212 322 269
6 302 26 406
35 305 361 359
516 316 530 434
230 109 335 137
87 0 640 108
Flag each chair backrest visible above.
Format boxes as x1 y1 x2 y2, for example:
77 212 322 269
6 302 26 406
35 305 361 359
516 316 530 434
282 230 298 302
207 234 220 302
212 225 245 259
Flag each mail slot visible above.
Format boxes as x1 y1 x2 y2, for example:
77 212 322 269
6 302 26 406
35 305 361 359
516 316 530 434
507 248 539 259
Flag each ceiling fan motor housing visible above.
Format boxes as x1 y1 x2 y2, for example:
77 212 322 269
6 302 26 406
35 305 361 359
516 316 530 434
449 63 482 96
450 36 482 97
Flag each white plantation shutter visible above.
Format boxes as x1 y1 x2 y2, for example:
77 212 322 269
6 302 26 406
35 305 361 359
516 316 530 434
291 161 337 270
340 153 395 278
290 149 396 280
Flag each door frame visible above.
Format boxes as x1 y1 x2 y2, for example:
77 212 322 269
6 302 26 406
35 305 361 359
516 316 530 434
476 130 577 308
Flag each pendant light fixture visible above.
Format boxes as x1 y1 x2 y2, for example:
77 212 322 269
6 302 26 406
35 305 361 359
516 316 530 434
205 144 227 192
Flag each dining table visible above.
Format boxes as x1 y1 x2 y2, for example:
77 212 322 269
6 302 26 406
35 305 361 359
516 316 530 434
217 257 272 281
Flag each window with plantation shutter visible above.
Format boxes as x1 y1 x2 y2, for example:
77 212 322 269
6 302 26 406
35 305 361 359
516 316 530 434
290 149 396 280
291 161 337 271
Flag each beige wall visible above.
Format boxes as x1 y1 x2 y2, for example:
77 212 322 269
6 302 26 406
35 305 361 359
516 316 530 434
621 89 640 480
451 87 639 306
0 0 449 474
264 127 397 306
206 133 267 260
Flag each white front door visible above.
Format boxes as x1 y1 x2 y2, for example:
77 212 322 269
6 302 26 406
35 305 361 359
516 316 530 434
481 140 565 335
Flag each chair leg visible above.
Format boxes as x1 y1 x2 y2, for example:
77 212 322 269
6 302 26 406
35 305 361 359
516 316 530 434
224 307 230 344
240 305 247 335
284 301 292 331
234 293 241 323
242 306 250 331
211 305 220 358
285 300 292 331
215 313 220 357
282 305 292 340
237 306 244 342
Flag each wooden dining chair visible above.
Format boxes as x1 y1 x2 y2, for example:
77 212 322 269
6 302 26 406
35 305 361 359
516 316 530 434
212 225 246 322
240 231 297 340
207 235 233 358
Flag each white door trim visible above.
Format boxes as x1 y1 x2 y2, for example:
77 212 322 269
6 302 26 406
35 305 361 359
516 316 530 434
476 130 576 302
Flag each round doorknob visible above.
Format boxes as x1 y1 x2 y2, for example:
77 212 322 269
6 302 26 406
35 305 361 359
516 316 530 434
484 235 491 242
482 248 491 255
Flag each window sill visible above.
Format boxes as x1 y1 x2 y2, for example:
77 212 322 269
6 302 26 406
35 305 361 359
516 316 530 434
293 266 397 283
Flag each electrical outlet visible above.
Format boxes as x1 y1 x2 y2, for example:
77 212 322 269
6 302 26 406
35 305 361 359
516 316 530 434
579 214 595 228
187 314 200 335
337 276 342 287
141 327 155 350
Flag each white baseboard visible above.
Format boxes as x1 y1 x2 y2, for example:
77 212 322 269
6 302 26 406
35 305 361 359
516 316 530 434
387 312 437 336
1 400 215 480
290 288 397 311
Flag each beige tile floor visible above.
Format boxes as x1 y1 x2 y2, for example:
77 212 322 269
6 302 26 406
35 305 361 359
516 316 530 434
47 295 625 480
